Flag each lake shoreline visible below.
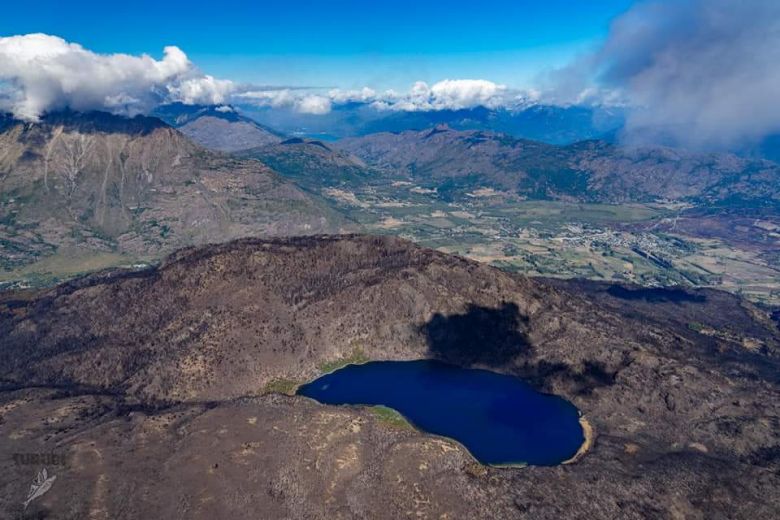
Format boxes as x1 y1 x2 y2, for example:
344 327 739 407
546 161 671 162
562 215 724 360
562 416 594 465
298 359 586 466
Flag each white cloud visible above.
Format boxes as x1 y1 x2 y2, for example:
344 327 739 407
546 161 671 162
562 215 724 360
168 75 234 105
542 0 780 150
239 80 518 114
237 89 296 108
429 79 506 109
0 34 532 121
328 87 376 104
367 79 512 112
236 89 332 114
295 95 331 115
0 33 235 121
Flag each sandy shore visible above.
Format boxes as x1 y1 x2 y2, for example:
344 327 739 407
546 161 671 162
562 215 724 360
563 416 594 465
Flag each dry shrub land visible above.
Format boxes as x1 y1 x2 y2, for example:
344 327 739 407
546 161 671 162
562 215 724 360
1 235 779 518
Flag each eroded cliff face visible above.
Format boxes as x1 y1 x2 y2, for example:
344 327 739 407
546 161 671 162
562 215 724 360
0 112 348 272
1 235 778 518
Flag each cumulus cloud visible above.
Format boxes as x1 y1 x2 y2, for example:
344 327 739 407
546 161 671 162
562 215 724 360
0 34 528 120
428 79 507 110
295 95 331 115
328 87 376 104
237 89 296 108
0 33 561 123
168 75 233 106
239 80 519 115
546 0 780 150
372 79 512 111
0 33 235 120
236 89 332 114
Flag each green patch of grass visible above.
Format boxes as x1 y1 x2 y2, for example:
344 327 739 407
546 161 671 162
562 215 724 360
262 378 300 396
369 405 414 430
464 462 489 477
318 347 369 374
688 322 706 333
0 250 133 283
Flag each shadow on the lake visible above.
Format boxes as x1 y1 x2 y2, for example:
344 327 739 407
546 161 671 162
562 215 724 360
420 302 620 395
420 302 531 366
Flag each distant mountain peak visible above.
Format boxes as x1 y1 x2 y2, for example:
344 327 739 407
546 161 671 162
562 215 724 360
152 102 245 126
280 137 332 151
241 102 625 145
0 110 346 276
425 124 452 138
6 109 171 136
151 102 284 152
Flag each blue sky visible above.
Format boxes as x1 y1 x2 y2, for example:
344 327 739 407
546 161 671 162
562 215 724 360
2 0 776 152
0 0 634 90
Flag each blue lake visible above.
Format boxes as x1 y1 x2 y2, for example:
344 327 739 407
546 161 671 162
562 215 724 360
297 360 584 466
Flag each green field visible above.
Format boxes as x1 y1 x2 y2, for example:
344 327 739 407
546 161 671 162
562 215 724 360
322 184 780 305
2 181 778 306
0 248 144 290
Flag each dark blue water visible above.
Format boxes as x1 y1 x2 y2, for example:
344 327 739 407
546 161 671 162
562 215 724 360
297 360 584 466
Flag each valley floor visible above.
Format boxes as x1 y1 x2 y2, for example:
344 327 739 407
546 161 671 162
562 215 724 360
2 177 779 310
320 186 780 306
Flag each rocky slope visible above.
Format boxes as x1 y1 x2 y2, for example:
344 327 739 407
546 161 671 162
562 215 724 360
1 235 778 518
236 137 377 191
153 103 283 152
0 111 349 274
338 126 780 205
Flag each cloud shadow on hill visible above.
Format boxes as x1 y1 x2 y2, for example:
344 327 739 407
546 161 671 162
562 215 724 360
420 302 531 367
419 301 623 395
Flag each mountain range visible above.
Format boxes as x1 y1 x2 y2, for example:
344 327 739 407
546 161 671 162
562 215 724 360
0 106 779 518
2 108 778 293
240 103 625 144
139 103 780 209
338 126 780 206
0 110 348 279
241 101 780 163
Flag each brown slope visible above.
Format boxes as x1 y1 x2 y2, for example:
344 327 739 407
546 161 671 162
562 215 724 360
0 235 778 518
0 111 349 273
0 235 777 456
236 138 376 190
178 115 282 152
